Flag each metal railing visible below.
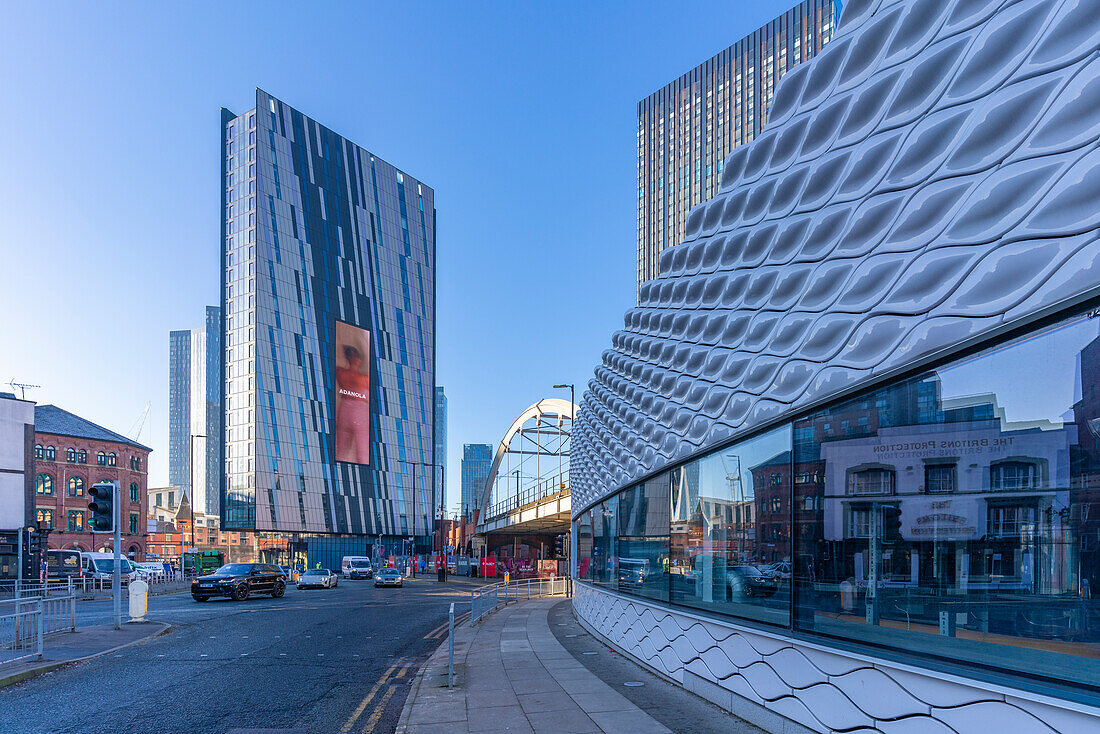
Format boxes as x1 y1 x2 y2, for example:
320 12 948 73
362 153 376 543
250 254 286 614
1 573 200 600
0 590 77 669
485 470 569 521
0 603 43 668
470 576 571 625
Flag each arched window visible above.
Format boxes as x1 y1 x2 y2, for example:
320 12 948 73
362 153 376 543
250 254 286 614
107 452 117 467
130 482 139 503
34 444 44 459
77 449 87 464
67 447 76 462
35 473 54 495
96 451 106 466
45 446 55 461
36 508 53 529
68 476 85 497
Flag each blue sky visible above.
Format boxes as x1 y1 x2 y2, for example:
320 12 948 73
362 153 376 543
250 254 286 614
1 1 799 510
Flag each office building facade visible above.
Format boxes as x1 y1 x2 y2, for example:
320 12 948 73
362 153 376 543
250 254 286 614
435 386 447 506
636 0 839 291
169 305 223 518
575 0 1100 730
220 90 436 566
461 443 493 519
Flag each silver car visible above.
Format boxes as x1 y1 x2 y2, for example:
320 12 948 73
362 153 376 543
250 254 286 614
296 568 338 589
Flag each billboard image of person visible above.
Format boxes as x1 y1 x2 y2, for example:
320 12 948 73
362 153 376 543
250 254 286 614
335 320 371 465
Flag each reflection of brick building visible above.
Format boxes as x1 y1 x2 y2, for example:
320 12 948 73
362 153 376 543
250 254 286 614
751 452 824 564
1072 335 1100 594
33 406 150 560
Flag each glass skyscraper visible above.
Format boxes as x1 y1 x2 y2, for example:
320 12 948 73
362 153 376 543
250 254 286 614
636 0 839 291
434 386 447 508
168 305 223 518
460 443 493 519
220 90 436 550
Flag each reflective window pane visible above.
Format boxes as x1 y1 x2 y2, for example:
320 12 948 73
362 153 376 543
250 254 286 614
793 308 1100 688
669 424 791 626
615 473 670 602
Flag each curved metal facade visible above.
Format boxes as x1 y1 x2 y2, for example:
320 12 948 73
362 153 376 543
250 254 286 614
573 0 1100 515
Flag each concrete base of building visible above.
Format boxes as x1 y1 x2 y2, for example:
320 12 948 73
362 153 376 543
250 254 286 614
572 583 1100 734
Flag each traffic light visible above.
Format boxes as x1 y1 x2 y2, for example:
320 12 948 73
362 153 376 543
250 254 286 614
881 505 902 542
554 534 564 558
88 482 115 532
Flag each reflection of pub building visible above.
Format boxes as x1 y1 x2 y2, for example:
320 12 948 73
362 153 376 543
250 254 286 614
821 400 1074 596
750 451 824 565
670 461 755 565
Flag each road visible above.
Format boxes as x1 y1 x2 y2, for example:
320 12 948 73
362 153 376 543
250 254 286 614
2 576 480 734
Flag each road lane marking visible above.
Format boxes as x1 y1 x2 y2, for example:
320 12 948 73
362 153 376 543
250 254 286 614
361 685 397 733
339 663 397 734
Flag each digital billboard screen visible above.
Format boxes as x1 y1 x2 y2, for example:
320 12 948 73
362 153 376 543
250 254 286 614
334 320 371 465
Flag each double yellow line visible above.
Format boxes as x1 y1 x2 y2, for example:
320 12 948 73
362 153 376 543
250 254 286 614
340 661 411 733
423 610 471 639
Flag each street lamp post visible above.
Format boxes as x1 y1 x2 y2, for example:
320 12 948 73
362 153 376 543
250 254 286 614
188 434 207 574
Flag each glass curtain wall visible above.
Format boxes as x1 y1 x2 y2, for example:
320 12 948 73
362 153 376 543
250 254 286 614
575 304 1100 693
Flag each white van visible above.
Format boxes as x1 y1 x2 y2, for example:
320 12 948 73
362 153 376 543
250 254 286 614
341 556 374 579
80 552 140 585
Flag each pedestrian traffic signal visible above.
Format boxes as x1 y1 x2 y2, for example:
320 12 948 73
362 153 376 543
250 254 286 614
88 482 115 532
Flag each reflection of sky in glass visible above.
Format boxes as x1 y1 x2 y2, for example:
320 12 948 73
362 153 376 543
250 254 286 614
697 426 790 501
936 315 1099 428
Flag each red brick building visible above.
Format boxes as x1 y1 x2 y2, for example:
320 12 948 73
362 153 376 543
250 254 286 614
32 405 150 560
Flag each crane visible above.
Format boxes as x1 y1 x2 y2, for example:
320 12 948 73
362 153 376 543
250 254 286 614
129 402 151 442
8 380 40 400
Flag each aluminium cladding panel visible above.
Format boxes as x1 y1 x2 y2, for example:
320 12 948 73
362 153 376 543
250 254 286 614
224 89 435 536
576 0 1100 514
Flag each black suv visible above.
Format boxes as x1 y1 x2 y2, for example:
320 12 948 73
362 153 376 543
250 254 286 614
192 563 286 602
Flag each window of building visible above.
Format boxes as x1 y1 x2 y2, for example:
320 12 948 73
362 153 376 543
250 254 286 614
988 504 1036 538
924 463 956 494
156 493 162 507
129 514 138 534
34 444 43 459
130 483 139 503
168 491 175 507
107 452 116 467
847 468 894 496
990 461 1038 491
45 445 55 461
35 473 53 495
77 450 86 464
68 510 84 532
97 452 106 466
36 508 53 529
67 447 76 462
68 476 85 497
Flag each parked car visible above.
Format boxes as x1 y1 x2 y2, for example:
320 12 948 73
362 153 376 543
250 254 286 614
297 568 338 589
341 556 374 579
374 568 403 588
727 565 778 599
135 562 167 581
80 552 140 585
191 563 286 602
760 561 791 581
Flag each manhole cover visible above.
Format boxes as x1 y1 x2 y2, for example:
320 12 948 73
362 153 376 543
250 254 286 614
624 682 644 687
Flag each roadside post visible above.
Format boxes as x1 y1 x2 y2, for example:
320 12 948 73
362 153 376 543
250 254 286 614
129 578 149 622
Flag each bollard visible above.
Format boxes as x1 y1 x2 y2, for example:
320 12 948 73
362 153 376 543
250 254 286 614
448 602 455 689
129 579 149 622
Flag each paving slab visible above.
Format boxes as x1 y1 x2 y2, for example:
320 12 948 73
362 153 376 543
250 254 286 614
394 596 737 734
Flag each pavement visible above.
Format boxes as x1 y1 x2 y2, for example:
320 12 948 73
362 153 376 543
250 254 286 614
1 574 486 734
396 596 760 734
0 620 170 688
